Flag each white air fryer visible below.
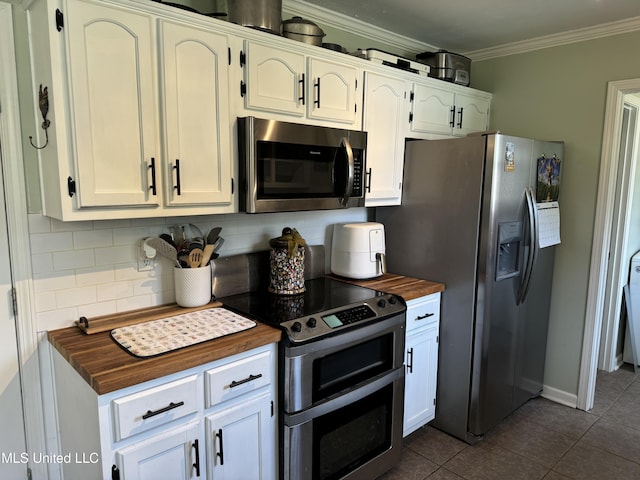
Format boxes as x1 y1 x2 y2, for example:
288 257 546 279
331 222 386 279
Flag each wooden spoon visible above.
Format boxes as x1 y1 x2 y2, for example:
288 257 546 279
200 244 215 267
188 248 203 268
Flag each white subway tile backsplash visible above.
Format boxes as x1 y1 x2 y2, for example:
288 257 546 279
53 248 95 271
98 281 134 302
30 232 74 254
33 271 76 294
73 229 114 249
56 286 98 308
30 208 370 332
75 266 116 287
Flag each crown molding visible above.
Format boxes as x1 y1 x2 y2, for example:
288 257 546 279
284 1 640 62
466 15 640 61
282 0 437 55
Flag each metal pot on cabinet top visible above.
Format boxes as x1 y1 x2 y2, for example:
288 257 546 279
282 16 326 46
227 0 282 34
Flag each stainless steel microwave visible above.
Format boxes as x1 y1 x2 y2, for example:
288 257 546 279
238 117 367 213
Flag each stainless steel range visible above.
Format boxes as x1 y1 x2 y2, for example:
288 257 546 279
212 248 406 480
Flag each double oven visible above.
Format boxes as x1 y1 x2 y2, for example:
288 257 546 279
216 258 406 480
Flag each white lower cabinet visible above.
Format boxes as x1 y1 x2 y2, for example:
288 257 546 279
206 392 273 479
403 293 441 437
51 343 277 480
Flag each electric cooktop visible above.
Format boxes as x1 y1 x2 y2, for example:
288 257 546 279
219 277 405 343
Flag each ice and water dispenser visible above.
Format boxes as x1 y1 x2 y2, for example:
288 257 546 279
496 221 522 281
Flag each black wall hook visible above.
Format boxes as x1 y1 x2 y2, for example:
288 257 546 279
29 84 50 150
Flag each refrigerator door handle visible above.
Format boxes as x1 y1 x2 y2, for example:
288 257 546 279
517 187 538 305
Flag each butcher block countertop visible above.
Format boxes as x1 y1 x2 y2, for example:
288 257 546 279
48 304 282 395
329 273 445 301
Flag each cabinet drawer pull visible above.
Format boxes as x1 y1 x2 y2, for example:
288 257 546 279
173 159 181 196
314 77 321 108
216 428 225 465
416 312 434 321
148 157 157 196
449 106 455 127
192 438 201 477
141 401 184 419
229 373 263 389
299 73 305 105
407 347 414 374
457 107 464 128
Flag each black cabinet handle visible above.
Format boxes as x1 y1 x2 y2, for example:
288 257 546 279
229 373 263 388
141 401 184 420
314 77 321 108
457 107 464 128
449 106 455 127
216 428 224 465
173 159 181 196
148 157 157 196
407 347 414 374
192 438 201 477
416 312 434 321
299 73 305 105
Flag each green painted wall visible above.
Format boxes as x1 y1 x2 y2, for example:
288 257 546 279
472 31 640 398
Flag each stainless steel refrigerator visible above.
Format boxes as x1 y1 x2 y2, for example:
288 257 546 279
377 134 563 443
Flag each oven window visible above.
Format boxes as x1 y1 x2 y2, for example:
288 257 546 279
313 333 394 401
256 141 336 198
314 384 393 480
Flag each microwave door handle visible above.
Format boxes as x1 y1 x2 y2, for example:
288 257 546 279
339 137 355 207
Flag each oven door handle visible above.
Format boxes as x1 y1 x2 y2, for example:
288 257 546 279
338 137 354 208
285 367 403 425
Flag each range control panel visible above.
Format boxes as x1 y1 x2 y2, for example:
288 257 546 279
281 293 406 343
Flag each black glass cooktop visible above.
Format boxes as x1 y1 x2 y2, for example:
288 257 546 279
218 277 383 326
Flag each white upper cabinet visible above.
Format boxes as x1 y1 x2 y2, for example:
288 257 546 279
27 0 235 220
362 71 409 206
160 21 232 207
306 57 359 124
66 0 159 209
410 82 491 137
242 41 306 116
239 39 362 128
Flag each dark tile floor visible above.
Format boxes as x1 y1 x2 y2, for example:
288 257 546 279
381 365 640 480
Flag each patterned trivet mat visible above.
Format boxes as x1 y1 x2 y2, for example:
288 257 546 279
110 307 256 358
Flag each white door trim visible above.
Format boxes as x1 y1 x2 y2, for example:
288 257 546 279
0 3 47 478
580 78 640 410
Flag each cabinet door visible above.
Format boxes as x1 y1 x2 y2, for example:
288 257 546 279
207 392 274 480
403 323 439 437
409 83 455 136
66 0 159 208
454 92 490 136
243 41 305 116
362 72 408 206
116 421 201 480
307 58 359 125
160 21 232 207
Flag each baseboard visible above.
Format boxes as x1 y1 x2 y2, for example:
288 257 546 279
541 384 578 409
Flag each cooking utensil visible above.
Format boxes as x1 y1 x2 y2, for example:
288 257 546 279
282 16 325 46
206 227 222 245
200 244 215 267
227 0 282 35
212 236 224 253
146 237 181 268
188 248 204 268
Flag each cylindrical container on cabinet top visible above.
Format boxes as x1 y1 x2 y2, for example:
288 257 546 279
269 227 306 295
174 265 212 307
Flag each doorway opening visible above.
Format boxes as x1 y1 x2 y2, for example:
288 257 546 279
581 79 640 411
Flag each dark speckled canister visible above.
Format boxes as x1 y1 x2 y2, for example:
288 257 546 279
268 228 306 295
